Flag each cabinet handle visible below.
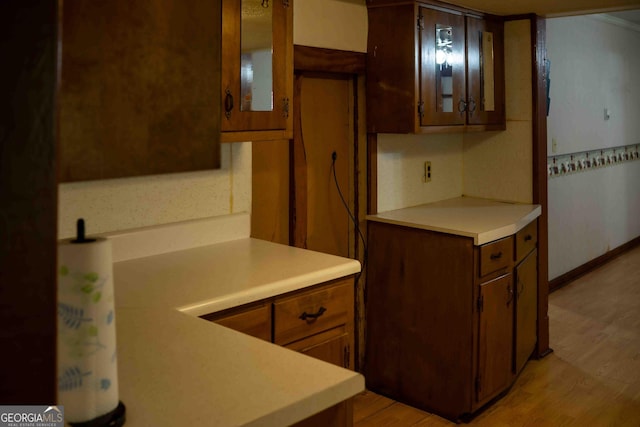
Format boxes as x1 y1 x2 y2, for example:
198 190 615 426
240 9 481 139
490 251 503 260
524 234 533 242
517 277 524 298
299 306 327 322
507 284 514 306
224 89 234 119
458 99 467 115
468 97 477 115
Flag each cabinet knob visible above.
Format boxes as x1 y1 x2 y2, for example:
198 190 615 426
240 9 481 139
507 284 514 306
524 234 532 242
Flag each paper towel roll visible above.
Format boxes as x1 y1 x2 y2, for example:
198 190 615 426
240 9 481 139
57 236 119 423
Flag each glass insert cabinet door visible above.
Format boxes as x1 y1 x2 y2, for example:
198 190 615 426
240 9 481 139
420 8 466 126
222 0 289 132
420 8 504 127
466 15 505 126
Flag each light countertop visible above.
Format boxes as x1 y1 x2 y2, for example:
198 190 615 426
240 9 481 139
114 237 361 316
367 197 541 245
116 308 363 426
112 231 363 426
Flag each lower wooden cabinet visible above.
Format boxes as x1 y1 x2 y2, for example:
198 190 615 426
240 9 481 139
201 277 355 370
365 219 538 421
477 274 513 405
202 277 356 426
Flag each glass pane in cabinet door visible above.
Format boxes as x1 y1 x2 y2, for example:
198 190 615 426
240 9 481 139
435 24 454 113
481 31 495 112
240 0 273 112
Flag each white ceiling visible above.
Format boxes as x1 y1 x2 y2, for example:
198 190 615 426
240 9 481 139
606 9 640 24
441 0 640 16
352 0 640 17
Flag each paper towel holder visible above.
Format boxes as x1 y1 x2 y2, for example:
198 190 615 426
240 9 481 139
69 402 126 427
64 218 127 427
71 218 96 244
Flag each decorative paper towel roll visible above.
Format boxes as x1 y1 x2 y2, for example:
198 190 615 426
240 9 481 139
57 223 120 424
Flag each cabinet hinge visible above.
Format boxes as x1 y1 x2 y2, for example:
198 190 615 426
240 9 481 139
418 101 425 118
417 14 424 31
344 345 350 369
477 294 484 312
283 97 290 119
282 0 290 8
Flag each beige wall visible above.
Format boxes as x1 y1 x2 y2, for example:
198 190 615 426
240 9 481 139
463 20 533 204
377 134 464 212
293 0 368 52
58 142 251 239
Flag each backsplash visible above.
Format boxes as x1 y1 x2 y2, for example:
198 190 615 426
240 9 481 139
548 144 640 178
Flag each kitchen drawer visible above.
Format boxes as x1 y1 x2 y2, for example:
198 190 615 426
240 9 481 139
479 237 513 278
201 303 271 341
515 219 537 263
274 279 353 346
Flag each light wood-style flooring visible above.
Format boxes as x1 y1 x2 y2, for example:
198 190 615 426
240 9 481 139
354 245 640 426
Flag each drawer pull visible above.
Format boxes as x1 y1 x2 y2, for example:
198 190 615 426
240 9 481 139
524 234 533 242
299 306 327 322
490 252 503 260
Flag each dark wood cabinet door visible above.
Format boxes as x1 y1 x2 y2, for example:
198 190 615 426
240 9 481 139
515 249 538 373
466 16 505 126
420 8 466 126
221 0 290 132
60 0 222 181
477 274 513 404
286 328 351 369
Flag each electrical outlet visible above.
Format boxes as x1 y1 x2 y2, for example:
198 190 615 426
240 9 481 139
424 161 432 183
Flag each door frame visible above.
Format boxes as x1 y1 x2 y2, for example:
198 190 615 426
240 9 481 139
291 45 367 369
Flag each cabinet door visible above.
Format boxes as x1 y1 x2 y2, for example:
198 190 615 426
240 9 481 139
420 8 466 126
466 16 505 126
60 0 222 181
221 0 291 132
477 274 513 404
515 249 537 373
286 328 352 369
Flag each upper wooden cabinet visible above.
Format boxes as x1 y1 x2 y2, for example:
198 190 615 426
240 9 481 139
221 0 293 142
366 0 505 133
60 0 222 182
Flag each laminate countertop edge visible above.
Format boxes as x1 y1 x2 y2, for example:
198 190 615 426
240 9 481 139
112 237 364 426
367 197 542 245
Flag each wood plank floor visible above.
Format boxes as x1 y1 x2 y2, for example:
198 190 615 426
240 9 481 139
354 245 640 426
